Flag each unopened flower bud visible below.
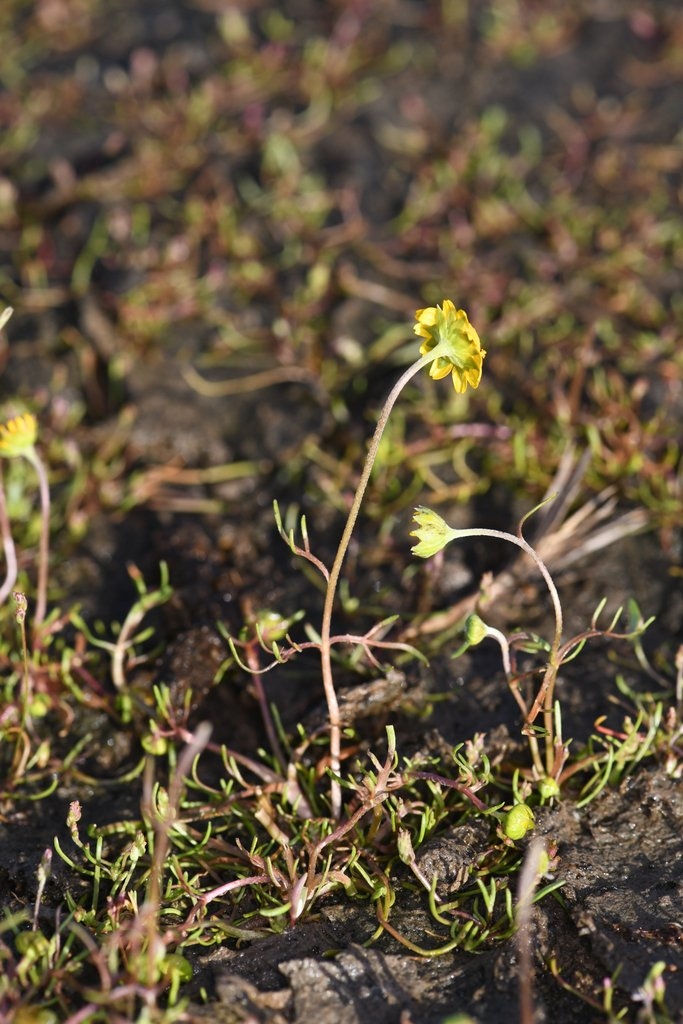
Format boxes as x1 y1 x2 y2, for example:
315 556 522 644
464 613 489 646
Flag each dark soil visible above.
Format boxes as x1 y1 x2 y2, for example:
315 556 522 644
1 1 682 1022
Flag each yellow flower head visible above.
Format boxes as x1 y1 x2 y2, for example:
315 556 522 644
0 413 38 458
414 300 486 393
410 506 458 558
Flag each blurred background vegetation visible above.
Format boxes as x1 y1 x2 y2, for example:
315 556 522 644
1 0 681 550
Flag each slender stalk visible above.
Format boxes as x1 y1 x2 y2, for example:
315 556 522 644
516 838 545 1024
25 449 50 634
13 591 30 731
244 641 287 773
0 468 18 604
142 722 212 986
452 527 562 647
452 527 563 776
320 353 433 817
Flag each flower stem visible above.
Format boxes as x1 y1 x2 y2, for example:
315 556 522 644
320 353 432 818
25 449 50 636
451 528 562 650
0 469 18 605
452 527 563 776
244 641 287 774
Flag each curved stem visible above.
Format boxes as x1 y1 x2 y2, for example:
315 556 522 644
25 450 50 635
320 353 432 817
461 528 562 653
0 469 18 605
451 527 563 776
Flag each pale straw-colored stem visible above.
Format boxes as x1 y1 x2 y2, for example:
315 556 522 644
0 469 18 605
452 528 562 652
321 353 433 818
25 450 50 634
453 526 562 775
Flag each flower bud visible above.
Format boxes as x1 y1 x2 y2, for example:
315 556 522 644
464 613 489 646
503 803 535 840
538 776 560 800
253 609 291 644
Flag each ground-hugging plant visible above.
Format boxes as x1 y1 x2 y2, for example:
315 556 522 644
317 299 486 816
2 298 681 1022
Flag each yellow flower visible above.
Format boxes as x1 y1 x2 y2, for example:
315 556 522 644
414 300 486 393
0 413 38 458
410 506 458 558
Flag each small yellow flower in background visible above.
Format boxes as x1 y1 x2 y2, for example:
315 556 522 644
410 506 458 558
0 413 38 458
414 300 486 393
